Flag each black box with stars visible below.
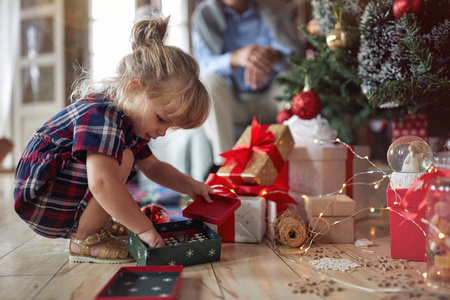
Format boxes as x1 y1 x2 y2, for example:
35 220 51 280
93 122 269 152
95 265 183 299
128 220 222 267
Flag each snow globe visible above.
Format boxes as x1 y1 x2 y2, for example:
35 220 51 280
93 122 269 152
387 135 432 189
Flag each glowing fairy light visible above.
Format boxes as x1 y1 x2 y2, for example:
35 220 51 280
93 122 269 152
302 195 307 199
370 207 375 213
261 190 267 196
374 183 380 189
439 233 445 239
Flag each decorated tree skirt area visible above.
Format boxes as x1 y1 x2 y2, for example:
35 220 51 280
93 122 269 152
270 218 450 299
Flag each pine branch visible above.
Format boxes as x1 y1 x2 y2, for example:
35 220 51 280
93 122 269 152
398 14 432 75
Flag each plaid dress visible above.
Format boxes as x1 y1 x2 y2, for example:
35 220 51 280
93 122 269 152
14 95 153 238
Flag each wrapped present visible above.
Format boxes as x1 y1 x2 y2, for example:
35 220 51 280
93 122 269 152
206 196 267 243
128 220 222 267
95 266 183 300
391 114 428 142
288 144 370 219
305 194 356 244
217 117 295 185
387 184 427 261
183 191 267 243
201 173 296 243
288 145 346 196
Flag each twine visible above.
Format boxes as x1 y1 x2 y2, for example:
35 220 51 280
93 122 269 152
308 216 331 236
275 210 308 248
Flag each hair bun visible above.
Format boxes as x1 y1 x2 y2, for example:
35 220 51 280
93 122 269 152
131 13 169 50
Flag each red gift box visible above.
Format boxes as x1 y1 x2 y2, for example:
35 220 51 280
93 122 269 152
95 266 183 300
387 185 426 261
182 193 241 225
391 114 428 142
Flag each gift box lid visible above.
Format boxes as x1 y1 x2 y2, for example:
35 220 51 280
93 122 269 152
182 193 241 225
307 194 356 217
95 265 183 300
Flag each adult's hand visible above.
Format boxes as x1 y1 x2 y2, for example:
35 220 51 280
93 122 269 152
230 44 274 73
244 65 270 90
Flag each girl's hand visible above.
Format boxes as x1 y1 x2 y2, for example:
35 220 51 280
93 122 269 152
186 178 213 203
138 227 165 248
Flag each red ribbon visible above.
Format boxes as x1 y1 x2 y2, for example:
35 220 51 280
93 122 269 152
399 168 450 220
206 164 296 206
220 117 285 185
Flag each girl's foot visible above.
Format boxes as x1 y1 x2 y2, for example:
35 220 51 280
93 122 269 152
107 220 128 237
69 228 135 264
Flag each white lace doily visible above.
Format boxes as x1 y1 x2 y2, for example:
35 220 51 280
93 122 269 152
309 257 360 272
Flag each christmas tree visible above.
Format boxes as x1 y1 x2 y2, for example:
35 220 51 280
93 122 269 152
277 0 450 144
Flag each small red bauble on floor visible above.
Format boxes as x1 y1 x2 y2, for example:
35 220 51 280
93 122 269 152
141 203 170 224
393 0 423 19
291 90 323 120
276 108 293 124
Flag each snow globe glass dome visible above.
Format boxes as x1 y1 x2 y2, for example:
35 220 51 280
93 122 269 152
387 135 432 173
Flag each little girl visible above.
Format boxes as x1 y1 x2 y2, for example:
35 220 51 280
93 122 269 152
14 13 212 264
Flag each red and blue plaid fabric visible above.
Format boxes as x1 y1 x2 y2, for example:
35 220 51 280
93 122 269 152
14 95 152 238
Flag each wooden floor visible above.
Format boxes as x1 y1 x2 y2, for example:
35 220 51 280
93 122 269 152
1 172 450 300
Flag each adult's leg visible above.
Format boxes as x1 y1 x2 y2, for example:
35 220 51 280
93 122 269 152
70 149 134 256
201 74 247 166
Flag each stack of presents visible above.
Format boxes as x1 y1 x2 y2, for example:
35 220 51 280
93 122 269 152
126 117 375 266
98 117 428 299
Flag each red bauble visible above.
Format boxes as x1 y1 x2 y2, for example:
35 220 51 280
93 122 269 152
393 0 423 19
141 204 170 224
276 108 293 124
291 90 322 120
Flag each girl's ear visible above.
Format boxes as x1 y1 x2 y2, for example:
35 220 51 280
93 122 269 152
125 79 143 94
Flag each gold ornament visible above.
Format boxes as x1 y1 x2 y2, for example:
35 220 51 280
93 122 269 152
326 9 348 51
326 28 348 50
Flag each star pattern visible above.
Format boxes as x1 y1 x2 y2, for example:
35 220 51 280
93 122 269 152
209 248 216 256
151 286 162 291
169 260 176 266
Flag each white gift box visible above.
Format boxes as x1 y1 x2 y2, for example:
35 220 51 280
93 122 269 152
288 144 371 220
206 196 267 243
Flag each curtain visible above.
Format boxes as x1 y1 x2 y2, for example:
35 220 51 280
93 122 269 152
0 0 19 168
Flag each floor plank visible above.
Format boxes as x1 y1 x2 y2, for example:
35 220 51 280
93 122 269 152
211 242 301 300
0 275 53 300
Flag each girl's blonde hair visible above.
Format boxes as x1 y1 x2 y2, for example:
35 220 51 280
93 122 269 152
71 12 210 129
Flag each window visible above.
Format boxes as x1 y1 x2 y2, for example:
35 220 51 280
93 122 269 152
89 0 191 81
89 0 136 81
161 0 191 53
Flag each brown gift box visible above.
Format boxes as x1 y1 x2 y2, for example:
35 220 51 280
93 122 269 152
217 124 295 185
306 194 356 244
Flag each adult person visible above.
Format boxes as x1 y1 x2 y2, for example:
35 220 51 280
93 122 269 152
191 0 303 170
